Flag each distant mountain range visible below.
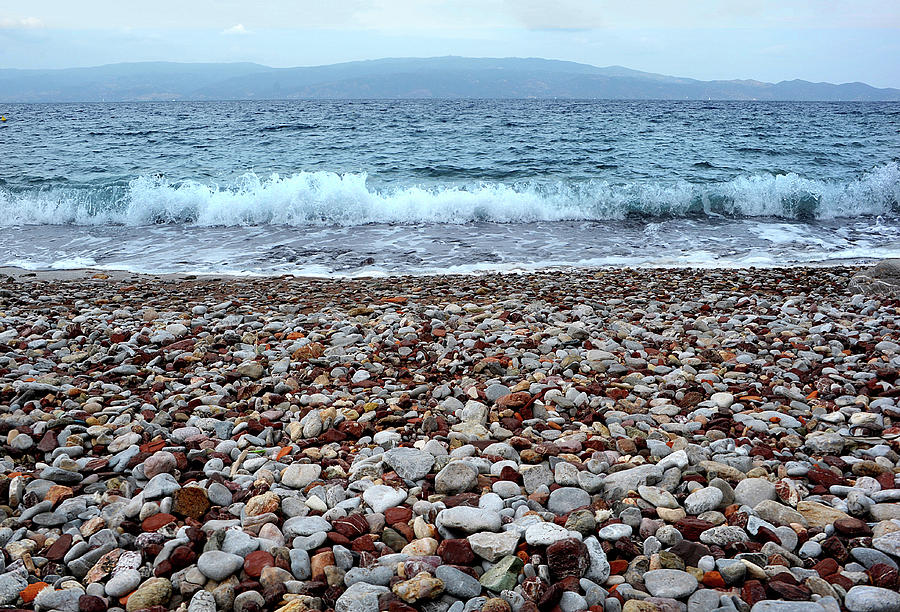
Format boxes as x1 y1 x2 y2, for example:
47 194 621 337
2 57 899 102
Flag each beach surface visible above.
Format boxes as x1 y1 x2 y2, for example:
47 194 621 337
1 264 900 612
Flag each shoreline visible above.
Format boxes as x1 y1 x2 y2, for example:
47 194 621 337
0 261 874 284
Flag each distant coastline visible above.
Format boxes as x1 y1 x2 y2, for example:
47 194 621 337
2 56 899 103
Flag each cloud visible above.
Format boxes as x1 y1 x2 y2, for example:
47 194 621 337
0 17 44 29
221 23 249 35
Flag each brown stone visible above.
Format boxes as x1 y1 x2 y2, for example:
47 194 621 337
141 513 177 532
350 535 377 553
310 551 335 582
244 492 280 517
668 540 711 567
45 485 74 506
437 538 474 565
820 536 849 564
245 551 276 578
834 517 872 537
37 431 59 452
333 514 369 538
45 534 73 561
79 594 107 612
813 557 839 578
482 598 511 612
807 467 844 488
169 545 196 569
384 507 412 525
171 487 210 519
674 518 714 540
546 538 588 581
870 563 899 589
702 571 726 588
767 581 811 600
742 580 767 606
496 392 531 409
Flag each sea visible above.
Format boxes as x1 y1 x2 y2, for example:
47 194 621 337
1 99 898 276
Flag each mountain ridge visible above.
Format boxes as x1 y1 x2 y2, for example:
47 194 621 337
2 56 899 102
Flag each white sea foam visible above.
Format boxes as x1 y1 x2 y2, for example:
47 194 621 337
0 163 897 226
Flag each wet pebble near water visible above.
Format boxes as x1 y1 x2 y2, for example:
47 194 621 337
0 265 899 612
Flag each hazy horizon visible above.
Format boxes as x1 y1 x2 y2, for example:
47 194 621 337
1 1 899 88
1 55 897 90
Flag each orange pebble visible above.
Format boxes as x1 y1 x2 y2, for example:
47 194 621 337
20 583 49 604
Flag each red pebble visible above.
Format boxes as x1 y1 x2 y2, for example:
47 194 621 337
244 550 275 578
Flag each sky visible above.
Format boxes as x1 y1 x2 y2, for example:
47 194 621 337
1 0 899 87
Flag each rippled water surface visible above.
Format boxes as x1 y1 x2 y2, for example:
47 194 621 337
1 99 898 274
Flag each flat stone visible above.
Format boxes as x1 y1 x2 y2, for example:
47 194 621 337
362 485 408 513
435 565 481 599
281 463 322 488
547 487 591 515
844 586 900 612
383 447 435 481
642 569 698 599
468 531 520 561
479 555 524 592
638 485 679 509
598 523 633 541
434 462 479 494
797 500 850 528
522 465 553 494
125 578 172 612
335 582 389 612
525 522 571 546
584 536 610 583
754 500 808 527
438 506 502 534
873 532 900 557
197 551 244 581
734 478 777 508
684 487 723 515
699 526 749 547
750 603 826 612
603 465 663 499
283 515 332 537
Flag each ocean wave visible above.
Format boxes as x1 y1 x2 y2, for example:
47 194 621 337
0 163 897 227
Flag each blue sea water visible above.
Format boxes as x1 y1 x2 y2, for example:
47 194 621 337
1 99 898 275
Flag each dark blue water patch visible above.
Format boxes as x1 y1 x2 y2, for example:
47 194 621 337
260 124 317 132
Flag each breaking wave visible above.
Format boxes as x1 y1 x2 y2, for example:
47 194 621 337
1 163 897 226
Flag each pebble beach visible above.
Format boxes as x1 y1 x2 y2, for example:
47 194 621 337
1 263 900 612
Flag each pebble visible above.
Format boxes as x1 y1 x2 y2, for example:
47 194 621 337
642 569 699 599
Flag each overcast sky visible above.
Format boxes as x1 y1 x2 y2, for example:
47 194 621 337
2 0 899 87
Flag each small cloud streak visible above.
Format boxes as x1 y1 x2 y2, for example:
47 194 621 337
222 23 249 35
0 17 44 29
